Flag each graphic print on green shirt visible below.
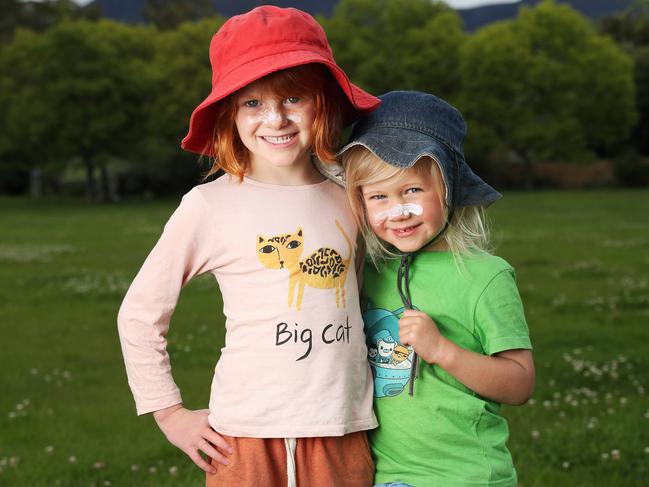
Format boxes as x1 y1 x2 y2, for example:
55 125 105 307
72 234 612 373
363 306 416 398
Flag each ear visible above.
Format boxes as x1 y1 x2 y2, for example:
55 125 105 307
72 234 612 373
297 228 303 237
258 235 265 244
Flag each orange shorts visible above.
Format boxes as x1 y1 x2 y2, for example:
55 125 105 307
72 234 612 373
206 430 374 487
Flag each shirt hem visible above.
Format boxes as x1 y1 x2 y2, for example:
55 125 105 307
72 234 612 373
208 414 378 438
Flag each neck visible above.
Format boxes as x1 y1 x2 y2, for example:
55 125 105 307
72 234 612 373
246 154 325 186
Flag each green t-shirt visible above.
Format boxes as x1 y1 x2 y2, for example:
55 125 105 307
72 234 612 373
362 251 532 487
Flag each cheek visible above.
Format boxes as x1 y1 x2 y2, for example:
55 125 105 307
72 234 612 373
419 199 445 224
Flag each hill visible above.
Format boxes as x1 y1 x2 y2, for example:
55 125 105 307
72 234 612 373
86 0 638 29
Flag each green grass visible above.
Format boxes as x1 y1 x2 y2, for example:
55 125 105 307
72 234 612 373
1 190 648 486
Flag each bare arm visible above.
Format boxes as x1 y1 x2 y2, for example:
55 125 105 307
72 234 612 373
399 310 535 405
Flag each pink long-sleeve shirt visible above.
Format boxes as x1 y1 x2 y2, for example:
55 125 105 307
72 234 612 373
118 175 377 438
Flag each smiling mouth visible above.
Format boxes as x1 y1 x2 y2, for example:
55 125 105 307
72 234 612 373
392 224 421 236
261 134 296 145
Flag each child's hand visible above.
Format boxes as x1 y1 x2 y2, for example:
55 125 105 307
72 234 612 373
398 309 449 365
153 404 232 474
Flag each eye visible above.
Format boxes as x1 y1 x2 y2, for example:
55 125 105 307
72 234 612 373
285 96 300 104
244 99 260 108
259 244 276 253
368 194 386 201
286 240 301 249
405 187 422 194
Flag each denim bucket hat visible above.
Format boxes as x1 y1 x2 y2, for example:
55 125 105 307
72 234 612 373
338 90 501 209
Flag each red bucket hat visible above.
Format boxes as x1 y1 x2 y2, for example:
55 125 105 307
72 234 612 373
181 5 380 155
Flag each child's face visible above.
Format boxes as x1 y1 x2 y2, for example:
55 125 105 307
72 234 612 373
361 165 447 253
235 80 315 176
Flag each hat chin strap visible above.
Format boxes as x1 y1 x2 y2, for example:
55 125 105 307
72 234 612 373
396 155 460 396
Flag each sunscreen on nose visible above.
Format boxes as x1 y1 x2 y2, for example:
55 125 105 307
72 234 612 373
247 106 284 125
372 203 423 227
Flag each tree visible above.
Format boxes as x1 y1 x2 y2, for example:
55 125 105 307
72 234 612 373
0 20 156 199
0 0 100 42
321 0 465 101
144 0 216 30
459 0 636 187
0 28 57 197
143 16 224 194
600 6 649 155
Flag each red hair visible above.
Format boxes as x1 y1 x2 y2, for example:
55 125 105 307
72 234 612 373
207 64 348 180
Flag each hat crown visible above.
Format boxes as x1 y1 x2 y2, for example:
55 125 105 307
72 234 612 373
209 6 333 86
354 91 467 157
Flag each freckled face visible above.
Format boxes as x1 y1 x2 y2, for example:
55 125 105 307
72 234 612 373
234 80 316 174
362 165 447 253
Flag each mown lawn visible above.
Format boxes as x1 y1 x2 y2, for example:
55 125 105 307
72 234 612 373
1 190 648 486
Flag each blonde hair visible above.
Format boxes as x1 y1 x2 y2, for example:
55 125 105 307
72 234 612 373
343 146 492 268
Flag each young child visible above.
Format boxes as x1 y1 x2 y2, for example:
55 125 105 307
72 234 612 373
341 91 535 487
118 6 380 486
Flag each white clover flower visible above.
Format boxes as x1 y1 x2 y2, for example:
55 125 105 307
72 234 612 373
8 412 16 420
531 430 540 439
644 447 649 454
103 481 111 486
16 404 24 411
130 464 139 471
611 449 620 460
562 461 570 470
8 457 19 467
45 446 54 454
169 466 178 476
619 397 627 405
30 368 39 375
93 461 105 469
148 466 157 473
68 456 77 464
601 452 609 460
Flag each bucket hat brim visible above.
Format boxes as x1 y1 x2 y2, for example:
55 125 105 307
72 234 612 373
181 53 379 155
339 126 501 208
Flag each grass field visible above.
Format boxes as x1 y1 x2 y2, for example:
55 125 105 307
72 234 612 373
1 190 648 487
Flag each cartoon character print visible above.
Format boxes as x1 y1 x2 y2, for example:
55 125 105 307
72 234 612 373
362 306 415 398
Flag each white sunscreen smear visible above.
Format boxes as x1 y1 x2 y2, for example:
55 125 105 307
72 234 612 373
372 203 423 226
246 108 302 126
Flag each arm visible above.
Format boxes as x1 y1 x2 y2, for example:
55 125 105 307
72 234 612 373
399 310 535 405
117 190 231 471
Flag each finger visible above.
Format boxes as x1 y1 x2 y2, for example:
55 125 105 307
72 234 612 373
189 450 217 474
402 309 425 318
199 439 229 466
399 330 412 346
204 429 233 454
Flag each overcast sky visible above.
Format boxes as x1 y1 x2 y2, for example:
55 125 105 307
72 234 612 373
71 1 521 10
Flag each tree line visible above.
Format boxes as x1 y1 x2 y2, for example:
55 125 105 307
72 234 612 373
1 0 648 199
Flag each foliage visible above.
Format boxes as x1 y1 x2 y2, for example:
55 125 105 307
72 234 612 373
600 8 649 155
0 0 100 42
321 0 465 101
459 0 636 185
144 0 217 30
141 17 224 194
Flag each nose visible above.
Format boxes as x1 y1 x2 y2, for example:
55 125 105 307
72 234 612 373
263 102 288 129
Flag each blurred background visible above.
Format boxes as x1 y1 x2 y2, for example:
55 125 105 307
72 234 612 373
1 1 648 486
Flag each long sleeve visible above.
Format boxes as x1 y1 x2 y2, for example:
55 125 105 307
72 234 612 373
117 189 216 415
